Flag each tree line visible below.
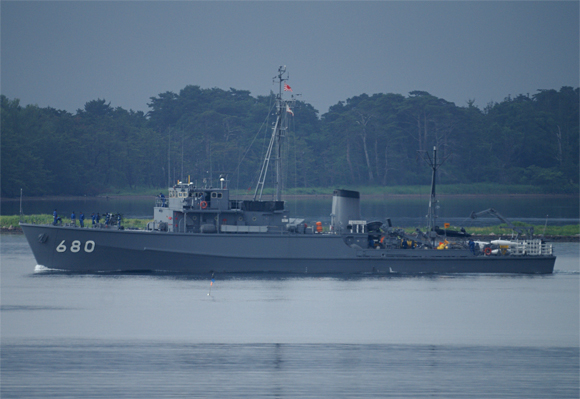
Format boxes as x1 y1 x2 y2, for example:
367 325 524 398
1 85 578 197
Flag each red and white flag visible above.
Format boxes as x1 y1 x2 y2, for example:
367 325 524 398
286 104 294 116
284 83 292 92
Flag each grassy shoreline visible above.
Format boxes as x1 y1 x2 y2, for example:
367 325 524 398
3 214 579 240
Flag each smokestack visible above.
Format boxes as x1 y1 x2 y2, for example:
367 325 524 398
331 189 361 233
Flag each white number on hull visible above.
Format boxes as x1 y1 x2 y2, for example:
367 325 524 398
56 240 96 253
84 241 95 253
70 240 81 253
56 240 67 252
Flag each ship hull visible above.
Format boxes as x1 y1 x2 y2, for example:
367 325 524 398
21 224 556 274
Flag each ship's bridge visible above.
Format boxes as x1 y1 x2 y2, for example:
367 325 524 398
167 184 230 211
152 182 291 234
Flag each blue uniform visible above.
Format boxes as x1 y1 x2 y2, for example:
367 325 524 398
71 212 76 226
79 212 85 228
468 240 476 254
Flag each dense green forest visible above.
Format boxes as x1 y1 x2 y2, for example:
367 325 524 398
1 86 578 197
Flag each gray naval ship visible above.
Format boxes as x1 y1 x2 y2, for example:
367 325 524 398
20 67 555 274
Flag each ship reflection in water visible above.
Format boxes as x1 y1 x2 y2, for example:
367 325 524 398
2 342 578 398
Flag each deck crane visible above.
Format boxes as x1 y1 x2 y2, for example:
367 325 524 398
470 208 534 239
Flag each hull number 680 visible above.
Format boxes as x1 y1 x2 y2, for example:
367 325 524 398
56 240 96 253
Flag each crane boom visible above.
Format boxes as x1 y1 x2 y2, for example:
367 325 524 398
470 208 533 239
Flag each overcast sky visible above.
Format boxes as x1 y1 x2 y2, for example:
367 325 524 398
2 1 578 115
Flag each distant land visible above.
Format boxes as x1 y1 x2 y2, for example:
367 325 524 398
2 86 578 198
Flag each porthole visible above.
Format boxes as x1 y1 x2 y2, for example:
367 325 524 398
252 217 257 221
238 216 243 221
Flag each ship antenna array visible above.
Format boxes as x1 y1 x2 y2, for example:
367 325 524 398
254 65 291 201
417 146 451 243
19 188 23 222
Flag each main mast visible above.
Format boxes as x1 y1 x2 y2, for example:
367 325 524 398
427 146 438 233
418 146 449 245
254 66 292 201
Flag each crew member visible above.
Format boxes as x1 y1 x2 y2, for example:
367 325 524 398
468 240 476 254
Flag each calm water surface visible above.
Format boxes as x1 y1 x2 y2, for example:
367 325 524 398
1 235 579 398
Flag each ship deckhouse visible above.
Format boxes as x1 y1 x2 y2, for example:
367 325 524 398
151 182 290 234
